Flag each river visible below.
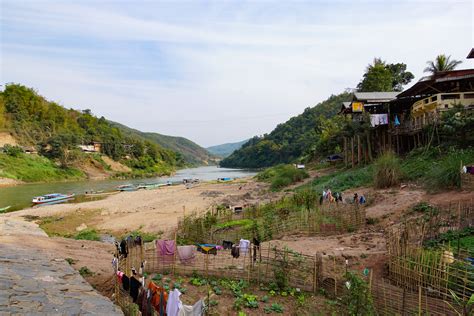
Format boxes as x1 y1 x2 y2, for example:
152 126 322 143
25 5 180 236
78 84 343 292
0 166 256 211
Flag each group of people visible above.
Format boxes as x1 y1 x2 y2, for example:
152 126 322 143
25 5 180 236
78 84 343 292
320 188 343 204
352 193 366 205
319 188 366 206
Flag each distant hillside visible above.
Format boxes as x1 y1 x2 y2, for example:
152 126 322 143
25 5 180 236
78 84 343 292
109 122 216 166
0 83 182 181
220 92 352 168
206 139 248 158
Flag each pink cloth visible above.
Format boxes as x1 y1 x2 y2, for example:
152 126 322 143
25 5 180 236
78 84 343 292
116 271 124 282
156 240 176 256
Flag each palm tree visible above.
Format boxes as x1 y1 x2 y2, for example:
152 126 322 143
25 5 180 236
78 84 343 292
424 54 462 74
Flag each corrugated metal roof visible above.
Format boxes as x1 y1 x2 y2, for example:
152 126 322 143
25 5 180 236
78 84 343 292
467 48 474 59
342 101 351 108
354 92 399 102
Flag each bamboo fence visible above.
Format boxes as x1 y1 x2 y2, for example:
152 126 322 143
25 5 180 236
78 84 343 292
386 201 474 305
178 204 366 244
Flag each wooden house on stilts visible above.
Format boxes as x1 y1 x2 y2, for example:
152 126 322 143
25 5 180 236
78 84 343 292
340 69 474 167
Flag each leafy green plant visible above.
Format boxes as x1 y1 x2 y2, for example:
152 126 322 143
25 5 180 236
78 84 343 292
444 291 474 316
242 294 259 308
65 257 76 265
261 295 269 303
79 266 94 277
341 272 375 316
270 303 284 313
189 276 207 286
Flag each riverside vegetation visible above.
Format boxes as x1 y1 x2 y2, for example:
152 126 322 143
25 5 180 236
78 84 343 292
0 84 214 182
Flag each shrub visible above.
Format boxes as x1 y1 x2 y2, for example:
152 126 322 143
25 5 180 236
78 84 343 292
341 272 375 316
373 151 401 188
3 144 23 157
256 164 309 191
75 229 100 241
79 266 94 277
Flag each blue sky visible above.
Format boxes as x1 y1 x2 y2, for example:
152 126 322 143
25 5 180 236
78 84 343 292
1 0 473 147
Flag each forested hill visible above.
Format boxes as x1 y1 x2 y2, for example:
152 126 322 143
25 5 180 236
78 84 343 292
109 122 217 166
206 139 248 158
0 84 189 178
220 92 352 168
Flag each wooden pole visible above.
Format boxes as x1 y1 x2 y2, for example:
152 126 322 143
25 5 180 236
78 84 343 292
357 135 361 165
344 137 348 167
418 285 422 316
351 137 355 168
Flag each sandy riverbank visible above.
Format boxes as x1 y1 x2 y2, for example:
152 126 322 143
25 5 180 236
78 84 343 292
0 177 24 187
2 178 273 235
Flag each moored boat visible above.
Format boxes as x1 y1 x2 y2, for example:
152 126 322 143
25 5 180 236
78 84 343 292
116 184 138 192
32 193 75 205
0 206 11 212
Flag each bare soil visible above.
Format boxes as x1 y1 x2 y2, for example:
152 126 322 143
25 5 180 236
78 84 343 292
3 179 271 237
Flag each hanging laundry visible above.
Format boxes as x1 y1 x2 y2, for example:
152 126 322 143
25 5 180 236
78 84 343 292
394 115 400 126
177 245 196 264
122 275 130 291
111 257 118 271
178 299 205 316
119 239 128 258
148 281 168 314
166 288 182 316
116 270 124 282
239 239 250 254
130 276 142 303
222 240 233 250
144 241 156 251
370 114 388 127
156 240 176 256
196 244 217 255
134 235 142 246
231 244 240 258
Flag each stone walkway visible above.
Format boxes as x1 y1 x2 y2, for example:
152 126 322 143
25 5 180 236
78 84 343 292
0 218 123 315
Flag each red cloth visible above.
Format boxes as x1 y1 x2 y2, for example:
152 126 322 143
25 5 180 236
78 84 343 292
148 281 168 314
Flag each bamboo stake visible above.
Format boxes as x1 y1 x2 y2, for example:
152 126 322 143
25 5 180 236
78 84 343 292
418 285 422 316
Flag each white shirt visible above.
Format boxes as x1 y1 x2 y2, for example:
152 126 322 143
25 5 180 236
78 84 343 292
166 288 182 316
239 239 250 254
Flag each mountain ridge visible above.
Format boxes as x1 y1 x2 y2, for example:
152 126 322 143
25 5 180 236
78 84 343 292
206 139 248 158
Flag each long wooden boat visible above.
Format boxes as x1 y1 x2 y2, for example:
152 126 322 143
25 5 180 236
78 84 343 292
85 191 120 197
32 193 75 205
116 184 138 192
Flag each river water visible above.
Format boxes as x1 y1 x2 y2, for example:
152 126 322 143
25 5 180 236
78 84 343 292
0 166 256 211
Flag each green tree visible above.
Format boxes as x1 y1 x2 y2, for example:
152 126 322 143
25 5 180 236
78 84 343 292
424 54 462 74
357 58 413 92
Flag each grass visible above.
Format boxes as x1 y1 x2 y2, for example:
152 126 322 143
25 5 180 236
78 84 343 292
298 165 373 193
298 146 474 193
124 229 162 243
401 147 474 192
256 164 309 191
39 209 100 238
373 151 401 189
0 153 84 182
214 219 255 230
75 228 100 241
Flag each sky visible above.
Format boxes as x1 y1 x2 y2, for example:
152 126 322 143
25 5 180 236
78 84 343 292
1 0 473 147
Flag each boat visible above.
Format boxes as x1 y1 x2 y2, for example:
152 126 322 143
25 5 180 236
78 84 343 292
0 206 11 212
32 193 75 205
116 184 138 192
85 191 119 197
218 177 233 182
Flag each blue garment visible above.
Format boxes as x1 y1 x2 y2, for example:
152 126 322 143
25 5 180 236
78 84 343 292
394 115 400 126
